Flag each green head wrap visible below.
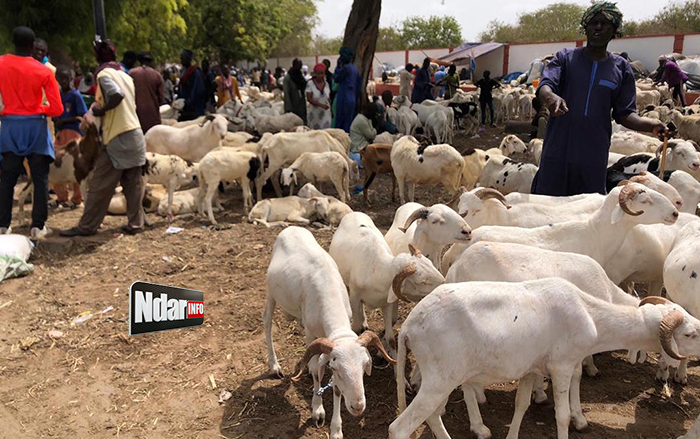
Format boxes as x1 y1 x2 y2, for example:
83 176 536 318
581 2 624 38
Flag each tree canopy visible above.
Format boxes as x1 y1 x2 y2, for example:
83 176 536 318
401 16 462 49
0 0 317 67
479 0 700 43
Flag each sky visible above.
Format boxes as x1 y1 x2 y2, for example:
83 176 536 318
315 0 672 40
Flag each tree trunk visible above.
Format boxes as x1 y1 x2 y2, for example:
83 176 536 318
342 0 381 111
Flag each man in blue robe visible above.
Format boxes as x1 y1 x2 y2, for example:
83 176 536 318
532 2 669 196
334 47 362 133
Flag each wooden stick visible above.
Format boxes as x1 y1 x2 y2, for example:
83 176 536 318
658 134 670 178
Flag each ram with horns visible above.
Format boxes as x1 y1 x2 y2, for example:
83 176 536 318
264 226 395 439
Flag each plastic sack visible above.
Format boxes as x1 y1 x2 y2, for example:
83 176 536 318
0 255 34 282
0 234 34 261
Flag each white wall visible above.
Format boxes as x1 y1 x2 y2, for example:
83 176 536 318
508 42 577 73
474 46 505 79
608 36 674 71
682 34 700 56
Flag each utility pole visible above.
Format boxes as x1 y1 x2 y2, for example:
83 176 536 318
92 0 107 41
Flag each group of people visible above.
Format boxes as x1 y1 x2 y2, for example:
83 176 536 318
281 47 362 133
0 26 199 240
398 58 465 105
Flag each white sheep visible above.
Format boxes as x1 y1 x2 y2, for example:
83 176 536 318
609 130 662 155
390 136 464 204
248 196 328 228
384 202 471 270
528 139 543 165
518 94 533 121
390 280 700 439
396 106 421 136
142 152 197 218
604 212 699 298
610 139 700 175
663 221 700 384
479 156 538 195
329 212 444 355
158 98 185 120
424 110 448 144
665 170 700 214
256 131 357 201
280 152 350 202
460 148 490 190
442 182 679 274
157 187 202 217
679 414 700 439
197 149 261 223
264 226 394 439
505 192 591 206
485 134 528 157
145 114 228 163
297 183 353 227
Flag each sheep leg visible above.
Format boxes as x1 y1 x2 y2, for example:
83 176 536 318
349 292 368 334
391 174 396 202
286 212 310 225
582 355 599 377
363 172 377 207
16 182 33 226
550 368 574 439
397 176 406 204
532 374 548 404
382 303 397 358
263 295 283 378
424 398 451 439
388 382 452 439
240 179 252 215
167 179 176 220
474 386 487 404
504 373 536 439
256 166 278 200
408 183 416 203
569 363 588 431
463 385 492 439
332 178 346 204
204 180 219 225
675 359 689 385
271 169 283 198
307 339 327 427
330 386 343 439
648 279 664 297
657 357 671 381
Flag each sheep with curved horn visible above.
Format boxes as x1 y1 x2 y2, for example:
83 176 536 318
264 227 394 439
389 278 700 439
329 212 444 357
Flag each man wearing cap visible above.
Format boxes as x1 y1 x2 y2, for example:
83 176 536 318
60 40 146 237
129 52 164 133
0 27 64 240
532 2 669 196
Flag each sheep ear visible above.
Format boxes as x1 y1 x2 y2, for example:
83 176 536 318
364 358 372 376
318 353 330 382
293 172 298 186
387 285 399 304
611 205 624 224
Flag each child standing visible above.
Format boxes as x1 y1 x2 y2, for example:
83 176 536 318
53 65 87 206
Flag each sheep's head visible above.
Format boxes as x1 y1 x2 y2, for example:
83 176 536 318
308 197 329 221
291 332 395 417
388 245 445 303
628 172 683 210
172 98 185 111
280 168 297 187
638 297 700 362
457 187 511 220
500 135 527 156
612 181 679 226
401 204 471 248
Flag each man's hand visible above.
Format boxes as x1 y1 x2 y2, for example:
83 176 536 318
652 121 674 141
91 103 105 117
547 95 569 117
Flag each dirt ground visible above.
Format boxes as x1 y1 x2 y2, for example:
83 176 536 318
1 127 699 439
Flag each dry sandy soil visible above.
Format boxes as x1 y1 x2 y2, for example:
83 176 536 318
1 127 699 439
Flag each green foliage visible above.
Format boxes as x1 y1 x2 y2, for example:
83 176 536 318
478 2 586 43
401 15 462 49
312 35 343 56
376 26 404 51
0 0 317 66
477 0 700 43
627 0 700 36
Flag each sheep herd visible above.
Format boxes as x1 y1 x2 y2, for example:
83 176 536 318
141 82 700 439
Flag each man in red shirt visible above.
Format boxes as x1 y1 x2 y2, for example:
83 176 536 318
0 27 64 240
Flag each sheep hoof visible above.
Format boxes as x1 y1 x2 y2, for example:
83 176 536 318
532 390 548 404
674 372 688 385
584 365 599 377
313 412 325 428
656 368 670 382
471 424 492 439
573 415 589 431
